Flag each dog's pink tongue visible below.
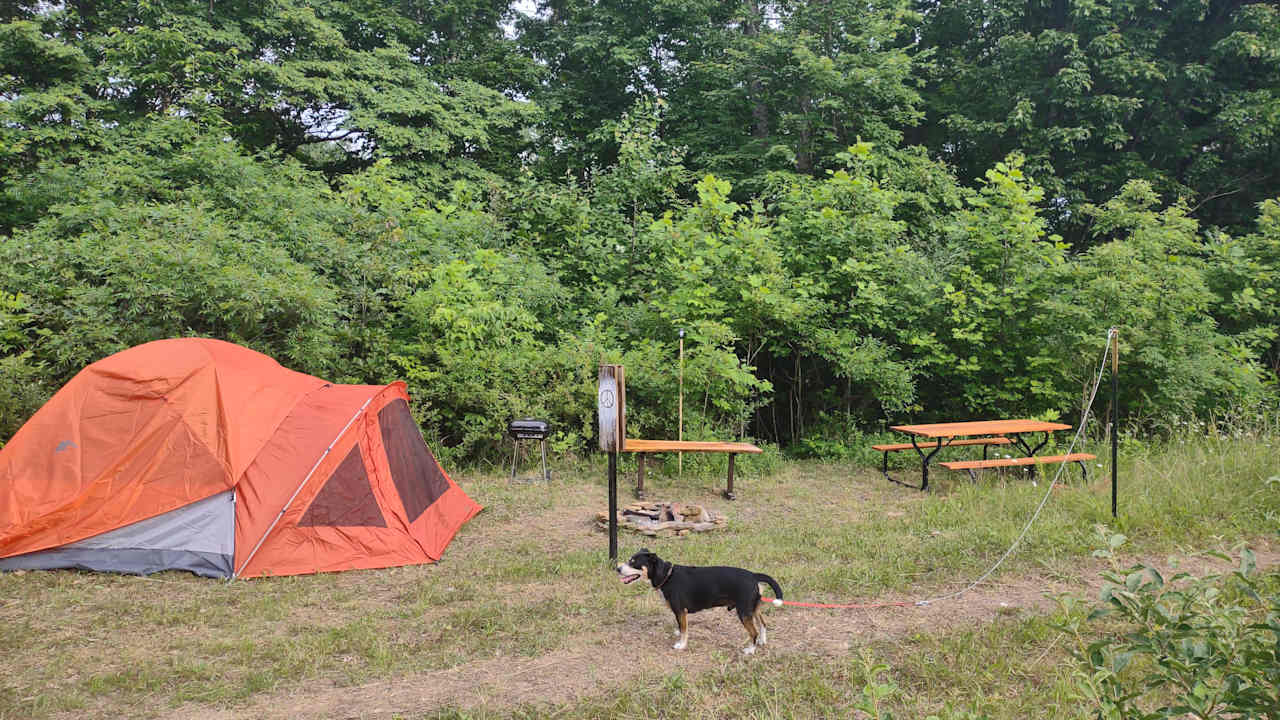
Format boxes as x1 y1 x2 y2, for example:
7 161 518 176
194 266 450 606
621 575 638 584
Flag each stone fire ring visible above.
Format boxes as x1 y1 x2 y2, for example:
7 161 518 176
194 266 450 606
595 500 727 537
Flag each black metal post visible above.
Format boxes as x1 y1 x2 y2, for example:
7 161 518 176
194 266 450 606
608 451 618 562
1111 331 1119 519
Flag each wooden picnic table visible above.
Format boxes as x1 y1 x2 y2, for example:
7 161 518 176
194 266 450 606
886 419 1074 491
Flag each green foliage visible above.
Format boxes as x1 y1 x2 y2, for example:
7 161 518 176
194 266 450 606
667 0 926 194
0 292 45 443
917 0 1280 243
0 123 346 379
923 155 1071 417
1061 536 1280 719
518 0 926 193
1205 199 1280 378
1046 182 1272 427
0 0 1278 461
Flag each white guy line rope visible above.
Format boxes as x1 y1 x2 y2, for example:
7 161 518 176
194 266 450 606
914 327 1117 606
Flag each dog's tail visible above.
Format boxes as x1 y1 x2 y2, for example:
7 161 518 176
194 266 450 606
755 573 784 607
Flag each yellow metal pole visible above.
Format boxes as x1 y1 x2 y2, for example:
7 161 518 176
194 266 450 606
678 329 684 477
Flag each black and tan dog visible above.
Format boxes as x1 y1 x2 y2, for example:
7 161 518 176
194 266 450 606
617 548 783 654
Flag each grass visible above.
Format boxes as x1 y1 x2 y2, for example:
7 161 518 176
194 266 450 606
0 427 1276 720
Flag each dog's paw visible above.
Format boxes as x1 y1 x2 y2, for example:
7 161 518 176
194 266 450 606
772 598 783 607
742 645 757 655
672 640 687 651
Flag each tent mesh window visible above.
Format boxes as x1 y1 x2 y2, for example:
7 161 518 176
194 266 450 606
299 445 387 527
379 399 448 522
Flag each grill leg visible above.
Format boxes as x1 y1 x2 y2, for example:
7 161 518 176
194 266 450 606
510 441 518 483
540 439 550 482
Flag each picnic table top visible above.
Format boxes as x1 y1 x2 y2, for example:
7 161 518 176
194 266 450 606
890 419 1071 438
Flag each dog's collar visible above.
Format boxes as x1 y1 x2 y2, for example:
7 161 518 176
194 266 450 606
654 563 673 590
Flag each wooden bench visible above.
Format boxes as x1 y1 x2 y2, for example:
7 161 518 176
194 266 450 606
874 437 1012 489
598 364 760 500
939 453 1097 483
622 439 762 500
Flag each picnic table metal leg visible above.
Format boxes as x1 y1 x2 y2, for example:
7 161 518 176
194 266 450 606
881 450 916 489
912 436 947 492
723 454 737 500
884 437 948 491
1012 431 1052 479
1076 459 1088 484
635 453 646 499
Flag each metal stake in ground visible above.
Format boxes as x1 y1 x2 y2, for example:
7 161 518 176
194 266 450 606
1111 328 1119 519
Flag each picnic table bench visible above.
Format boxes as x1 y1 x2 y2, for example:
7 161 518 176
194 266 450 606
939 453 1096 483
882 419 1094 491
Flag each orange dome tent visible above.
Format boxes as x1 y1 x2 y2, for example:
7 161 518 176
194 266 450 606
0 338 481 578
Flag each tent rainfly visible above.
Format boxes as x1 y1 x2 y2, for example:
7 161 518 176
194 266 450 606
0 338 481 578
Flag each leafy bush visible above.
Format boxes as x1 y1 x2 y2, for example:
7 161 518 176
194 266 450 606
1060 534 1280 719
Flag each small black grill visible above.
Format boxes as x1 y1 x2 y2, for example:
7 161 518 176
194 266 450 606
507 418 551 483
508 418 550 441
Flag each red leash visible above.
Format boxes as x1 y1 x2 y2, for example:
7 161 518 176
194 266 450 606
765 597 913 609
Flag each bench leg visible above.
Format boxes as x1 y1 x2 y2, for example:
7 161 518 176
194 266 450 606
966 469 978 483
1076 460 1088 484
723 454 736 500
636 453 646 499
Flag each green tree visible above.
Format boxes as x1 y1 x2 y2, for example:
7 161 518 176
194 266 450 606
669 0 926 195
917 0 1280 243
1043 181 1271 426
1204 198 1280 380
519 0 926 194
0 1 537 194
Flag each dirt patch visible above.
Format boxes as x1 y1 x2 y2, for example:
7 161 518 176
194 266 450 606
161 544 1278 720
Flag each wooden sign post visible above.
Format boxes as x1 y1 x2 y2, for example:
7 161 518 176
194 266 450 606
598 365 625 562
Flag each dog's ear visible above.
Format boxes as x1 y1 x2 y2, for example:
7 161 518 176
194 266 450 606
637 547 651 555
